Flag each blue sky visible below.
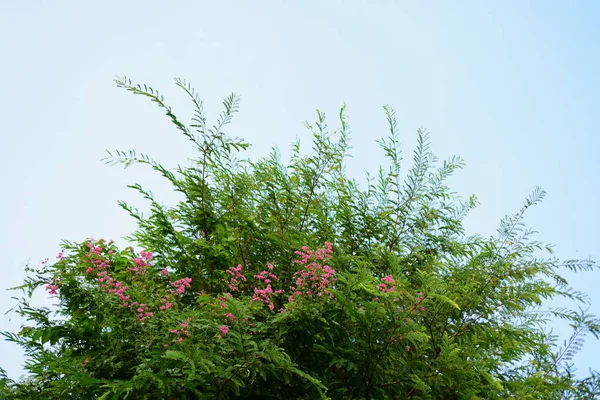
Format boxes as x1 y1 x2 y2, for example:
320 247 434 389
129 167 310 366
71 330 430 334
1 0 598 378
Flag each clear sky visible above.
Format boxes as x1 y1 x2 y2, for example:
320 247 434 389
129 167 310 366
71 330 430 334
1 0 598 379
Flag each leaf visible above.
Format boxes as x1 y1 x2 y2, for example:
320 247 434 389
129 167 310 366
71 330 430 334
163 350 188 361
31 328 44 343
429 293 461 310
98 391 111 400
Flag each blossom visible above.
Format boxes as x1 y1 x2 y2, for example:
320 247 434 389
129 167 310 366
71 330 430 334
377 275 396 293
225 264 246 292
180 318 190 329
224 313 236 321
217 293 232 308
288 243 336 303
218 325 229 336
252 284 280 310
135 304 152 320
46 284 59 296
170 277 192 295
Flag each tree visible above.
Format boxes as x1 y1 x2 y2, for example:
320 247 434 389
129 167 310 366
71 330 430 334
2 77 599 399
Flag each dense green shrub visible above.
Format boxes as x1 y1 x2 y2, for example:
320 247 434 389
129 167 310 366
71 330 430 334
2 77 598 399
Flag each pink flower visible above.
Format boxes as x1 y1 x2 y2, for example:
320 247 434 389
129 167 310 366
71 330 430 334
288 243 336 302
251 284 277 310
377 275 396 293
224 313 236 321
218 325 229 336
56 250 65 260
159 268 169 276
169 277 193 295
46 284 59 295
405 345 411 352
225 265 246 292
180 318 190 329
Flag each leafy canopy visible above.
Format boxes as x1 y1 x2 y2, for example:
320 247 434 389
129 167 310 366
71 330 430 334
2 77 599 399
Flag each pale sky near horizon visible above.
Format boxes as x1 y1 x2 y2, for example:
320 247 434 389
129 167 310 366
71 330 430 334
1 0 598 379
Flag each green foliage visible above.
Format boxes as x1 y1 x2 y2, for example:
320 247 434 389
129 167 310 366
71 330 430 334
2 77 599 399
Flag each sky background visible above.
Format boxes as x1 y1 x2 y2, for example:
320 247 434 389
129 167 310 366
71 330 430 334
1 0 598 379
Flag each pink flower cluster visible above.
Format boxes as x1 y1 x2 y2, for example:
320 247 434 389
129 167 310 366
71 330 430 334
108 281 131 306
294 242 333 264
377 275 396 293
89 245 102 256
135 303 153 320
252 285 285 311
96 270 133 309
217 293 232 309
84 242 111 275
46 283 59 296
254 264 277 283
224 313 236 321
43 250 69 296
251 264 284 310
170 318 191 343
218 325 229 337
128 251 153 274
77 241 191 321
288 242 336 303
170 277 192 295
225 264 246 292
160 300 173 310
